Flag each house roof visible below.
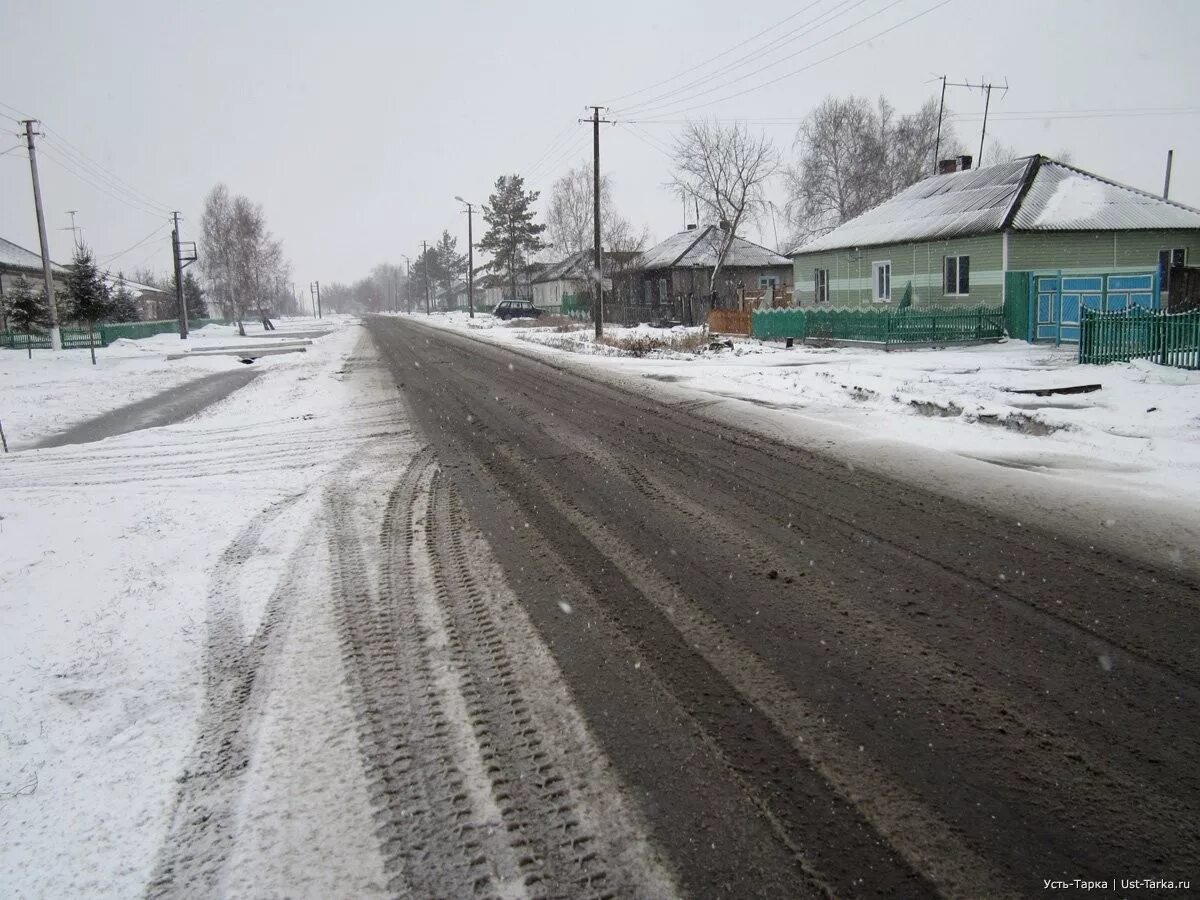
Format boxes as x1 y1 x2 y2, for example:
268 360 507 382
0 237 68 275
638 225 790 270
532 249 642 283
790 155 1200 255
106 274 169 297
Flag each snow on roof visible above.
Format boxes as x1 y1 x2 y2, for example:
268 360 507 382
790 159 1032 255
105 274 168 297
1012 161 1200 230
0 237 68 274
533 249 643 282
791 156 1200 255
638 225 790 270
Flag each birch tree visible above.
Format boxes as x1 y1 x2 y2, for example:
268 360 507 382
785 95 958 245
669 120 778 293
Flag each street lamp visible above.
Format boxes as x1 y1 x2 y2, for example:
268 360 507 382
455 195 476 319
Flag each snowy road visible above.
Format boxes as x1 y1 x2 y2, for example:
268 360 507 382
4 315 1197 898
368 315 1200 898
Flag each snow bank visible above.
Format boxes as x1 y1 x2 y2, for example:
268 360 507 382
0 318 399 897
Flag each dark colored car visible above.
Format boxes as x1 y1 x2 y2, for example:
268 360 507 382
493 300 543 320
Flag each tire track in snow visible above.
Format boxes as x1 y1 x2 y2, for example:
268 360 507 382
146 494 317 898
333 450 676 898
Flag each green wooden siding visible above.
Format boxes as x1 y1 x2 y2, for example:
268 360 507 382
1007 229 1200 275
792 234 1004 308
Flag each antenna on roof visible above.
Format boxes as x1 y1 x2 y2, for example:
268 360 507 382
944 76 1009 167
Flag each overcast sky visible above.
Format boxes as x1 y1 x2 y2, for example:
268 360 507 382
2 0 1198 290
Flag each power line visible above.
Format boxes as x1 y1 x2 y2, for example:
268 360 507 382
625 0 956 121
526 129 590 191
36 143 170 219
607 0 841 110
521 120 578 178
614 0 871 117
41 130 172 213
617 0 912 120
626 106 1200 126
100 221 172 266
621 123 675 160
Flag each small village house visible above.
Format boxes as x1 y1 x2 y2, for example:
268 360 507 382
530 249 641 309
789 154 1200 342
633 224 792 323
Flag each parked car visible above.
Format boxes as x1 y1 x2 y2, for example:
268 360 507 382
493 300 543 320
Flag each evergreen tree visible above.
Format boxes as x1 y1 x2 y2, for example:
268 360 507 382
66 245 113 326
183 271 208 321
477 174 547 301
109 275 142 323
408 244 442 310
5 275 49 333
434 230 466 308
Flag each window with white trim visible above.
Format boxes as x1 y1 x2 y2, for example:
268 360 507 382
944 255 970 296
873 261 891 302
814 268 829 303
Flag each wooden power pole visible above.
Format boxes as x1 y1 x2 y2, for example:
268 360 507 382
21 120 62 350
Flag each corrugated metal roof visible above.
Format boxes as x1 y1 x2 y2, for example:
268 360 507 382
1011 161 1200 230
0 237 68 274
638 225 790 270
789 159 1032 255
790 156 1200 256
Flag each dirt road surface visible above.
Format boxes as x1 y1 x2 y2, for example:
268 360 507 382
363 315 1199 898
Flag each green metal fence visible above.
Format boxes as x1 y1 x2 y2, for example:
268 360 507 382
1 328 101 350
1078 308 1200 369
99 318 217 343
2 318 219 351
752 306 1005 347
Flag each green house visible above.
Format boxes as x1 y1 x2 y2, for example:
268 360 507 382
789 155 1200 342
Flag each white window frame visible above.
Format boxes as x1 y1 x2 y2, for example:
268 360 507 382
944 254 970 296
872 261 891 303
814 267 829 303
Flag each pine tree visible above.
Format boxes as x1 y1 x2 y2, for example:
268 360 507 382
477 174 547 301
183 271 208 321
66 245 113 326
109 275 142 323
5 275 49 333
434 230 466 308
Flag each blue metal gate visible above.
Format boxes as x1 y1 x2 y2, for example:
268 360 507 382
1031 272 1158 344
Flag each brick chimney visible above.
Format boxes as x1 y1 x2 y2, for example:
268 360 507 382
938 155 974 174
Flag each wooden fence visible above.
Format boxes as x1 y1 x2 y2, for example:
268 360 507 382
708 309 752 335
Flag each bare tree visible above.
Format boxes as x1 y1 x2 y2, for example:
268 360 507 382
546 164 648 259
200 185 289 334
785 95 960 246
669 120 778 293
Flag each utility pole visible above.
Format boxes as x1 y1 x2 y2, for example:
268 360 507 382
456 197 476 319
172 212 187 338
1163 149 1174 199
583 106 611 339
310 280 322 318
22 120 62 350
422 241 431 314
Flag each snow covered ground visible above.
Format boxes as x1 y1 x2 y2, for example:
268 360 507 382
0 318 408 897
404 310 1200 506
0 316 342 449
